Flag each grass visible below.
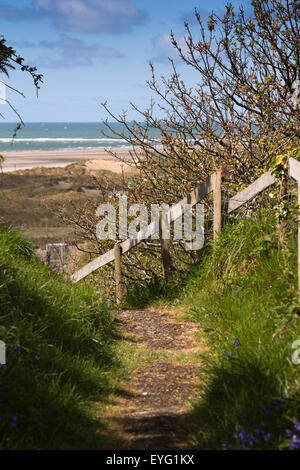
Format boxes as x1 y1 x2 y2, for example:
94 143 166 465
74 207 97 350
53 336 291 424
0 223 120 449
178 213 300 450
126 212 300 450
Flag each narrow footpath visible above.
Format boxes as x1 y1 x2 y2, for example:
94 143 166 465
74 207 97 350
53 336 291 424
101 307 206 450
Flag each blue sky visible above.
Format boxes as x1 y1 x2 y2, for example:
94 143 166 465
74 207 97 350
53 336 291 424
0 0 247 122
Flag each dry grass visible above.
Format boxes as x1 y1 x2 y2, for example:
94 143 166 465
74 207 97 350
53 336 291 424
0 161 123 248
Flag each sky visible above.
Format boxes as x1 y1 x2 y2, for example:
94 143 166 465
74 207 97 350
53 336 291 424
0 0 247 122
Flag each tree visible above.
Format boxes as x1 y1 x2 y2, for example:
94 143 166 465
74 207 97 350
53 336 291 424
62 0 300 290
102 0 299 192
0 36 43 132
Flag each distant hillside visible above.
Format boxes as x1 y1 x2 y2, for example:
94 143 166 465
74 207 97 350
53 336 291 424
0 161 123 248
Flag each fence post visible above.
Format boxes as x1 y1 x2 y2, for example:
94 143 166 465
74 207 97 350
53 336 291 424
159 210 172 280
213 168 222 242
114 242 122 304
46 244 51 265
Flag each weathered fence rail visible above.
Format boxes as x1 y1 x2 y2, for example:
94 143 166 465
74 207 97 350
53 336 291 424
71 171 218 284
227 171 276 213
71 157 300 302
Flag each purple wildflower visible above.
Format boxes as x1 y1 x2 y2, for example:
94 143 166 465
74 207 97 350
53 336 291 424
262 431 271 441
12 345 21 357
223 351 233 360
9 414 17 429
293 418 300 432
234 428 259 448
232 338 240 349
35 355 40 361
286 434 300 450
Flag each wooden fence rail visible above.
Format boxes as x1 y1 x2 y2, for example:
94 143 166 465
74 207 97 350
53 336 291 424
71 158 300 301
71 171 217 283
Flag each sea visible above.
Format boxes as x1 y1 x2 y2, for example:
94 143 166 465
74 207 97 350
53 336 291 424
0 122 157 153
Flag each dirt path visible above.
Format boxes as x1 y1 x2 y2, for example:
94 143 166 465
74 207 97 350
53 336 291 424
102 308 206 450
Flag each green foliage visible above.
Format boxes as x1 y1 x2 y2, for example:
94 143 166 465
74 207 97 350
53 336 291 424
125 276 178 308
175 213 300 449
0 36 42 89
0 224 117 449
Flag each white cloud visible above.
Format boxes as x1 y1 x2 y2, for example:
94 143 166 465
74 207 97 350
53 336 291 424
35 34 124 68
0 0 148 34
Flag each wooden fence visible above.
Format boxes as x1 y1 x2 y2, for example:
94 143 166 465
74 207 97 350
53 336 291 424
71 157 300 303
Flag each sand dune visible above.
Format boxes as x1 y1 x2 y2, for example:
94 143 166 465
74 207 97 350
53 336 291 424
1 147 134 173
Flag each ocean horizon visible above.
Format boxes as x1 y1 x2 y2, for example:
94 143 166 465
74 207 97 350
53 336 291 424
0 122 159 153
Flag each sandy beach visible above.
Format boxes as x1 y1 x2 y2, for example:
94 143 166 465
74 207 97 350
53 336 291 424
1 147 134 173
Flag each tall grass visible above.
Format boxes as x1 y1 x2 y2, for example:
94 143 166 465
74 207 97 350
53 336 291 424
0 224 117 449
176 213 300 449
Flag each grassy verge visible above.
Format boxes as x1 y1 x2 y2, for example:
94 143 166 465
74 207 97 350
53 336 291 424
176 213 300 450
0 224 119 449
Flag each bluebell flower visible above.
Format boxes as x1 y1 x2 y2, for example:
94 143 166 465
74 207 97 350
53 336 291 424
9 414 17 429
232 338 240 349
234 428 259 448
12 345 21 357
293 418 300 432
286 434 300 450
223 351 233 360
